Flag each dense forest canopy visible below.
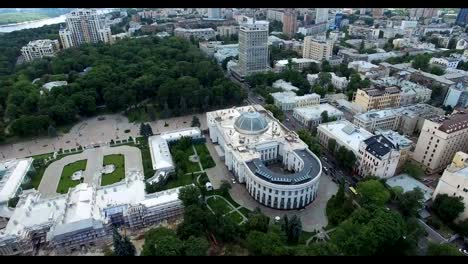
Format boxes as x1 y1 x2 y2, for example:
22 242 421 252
0 32 246 138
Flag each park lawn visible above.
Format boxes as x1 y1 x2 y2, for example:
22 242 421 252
57 160 87 194
238 207 252 217
101 154 125 186
30 166 46 190
163 172 197 190
225 210 244 225
207 196 234 215
136 137 155 179
194 144 215 169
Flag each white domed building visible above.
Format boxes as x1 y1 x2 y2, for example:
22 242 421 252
207 105 322 210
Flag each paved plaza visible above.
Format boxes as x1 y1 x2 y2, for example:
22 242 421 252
38 145 143 197
0 113 207 160
204 138 338 232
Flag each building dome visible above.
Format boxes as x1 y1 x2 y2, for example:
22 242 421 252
234 110 269 135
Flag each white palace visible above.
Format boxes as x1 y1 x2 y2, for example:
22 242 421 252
207 105 322 210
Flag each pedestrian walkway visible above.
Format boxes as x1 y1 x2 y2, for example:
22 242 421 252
205 195 248 225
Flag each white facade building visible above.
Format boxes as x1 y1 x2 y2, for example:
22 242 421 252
274 58 320 72
0 158 34 217
317 120 374 156
443 83 468 108
59 9 113 49
429 57 461 69
207 105 322 210
272 79 300 92
147 128 203 184
293 104 344 128
0 170 186 255
174 28 216 40
357 134 401 179
21 40 60 62
271 92 320 111
307 73 349 90
433 151 468 220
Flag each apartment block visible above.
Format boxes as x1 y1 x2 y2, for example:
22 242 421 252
413 111 468 173
21 39 60 62
302 37 333 61
353 86 401 112
433 151 468 220
59 9 113 49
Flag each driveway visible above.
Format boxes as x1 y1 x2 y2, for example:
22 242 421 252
38 145 143 197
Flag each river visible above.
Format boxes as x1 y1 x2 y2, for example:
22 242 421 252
0 9 118 33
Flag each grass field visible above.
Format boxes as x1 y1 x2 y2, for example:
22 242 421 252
101 154 125 186
194 144 215 169
26 150 83 190
207 196 234 215
136 137 155 179
0 12 49 25
163 172 197 190
225 211 244 224
57 160 87 194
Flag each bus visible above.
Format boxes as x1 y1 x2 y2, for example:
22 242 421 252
349 186 358 196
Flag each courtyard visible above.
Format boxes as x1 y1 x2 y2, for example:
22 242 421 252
38 145 143 197
57 160 87 194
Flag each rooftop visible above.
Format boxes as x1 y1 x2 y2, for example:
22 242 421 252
272 79 299 92
293 104 344 121
437 111 468 133
363 135 396 159
148 127 202 171
0 158 33 204
362 86 401 97
318 120 373 154
271 91 320 104
386 174 434 201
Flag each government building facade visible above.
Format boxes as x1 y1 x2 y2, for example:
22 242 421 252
207 105 322 210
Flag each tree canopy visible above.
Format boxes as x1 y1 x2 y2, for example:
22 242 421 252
432 194 465 223
356 179 390 207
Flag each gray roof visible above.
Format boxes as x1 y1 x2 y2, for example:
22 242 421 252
48 218 103 241
246 149 321 185
234 111 269 135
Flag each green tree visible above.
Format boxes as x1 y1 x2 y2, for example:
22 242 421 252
112 229 136 256
219 180 231 197
47 124 57 138
246 229 287 256
191 116 201 127
183 236 209 256
411 54 430 71
397 188 424 217
328 138 337 154
142 230 183 256
321 110 329 123
427 242 462 256
429 66 445 76
178 185 202 207
7 196 19 208
264 104 284 121
432 194 465 223
245 208 270 233
356 179 390 207
402 162 424 179
281 215 302 244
